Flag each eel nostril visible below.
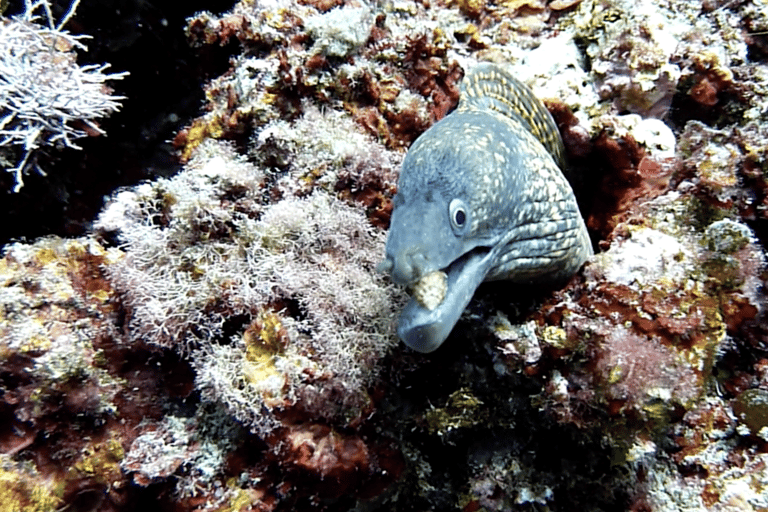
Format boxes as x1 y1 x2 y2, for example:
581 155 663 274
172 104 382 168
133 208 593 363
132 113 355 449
389 251 415 284
388 250 431 285
412 253 428 276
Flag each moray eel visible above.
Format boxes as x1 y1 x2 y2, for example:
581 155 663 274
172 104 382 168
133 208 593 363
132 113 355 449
379 63 593 353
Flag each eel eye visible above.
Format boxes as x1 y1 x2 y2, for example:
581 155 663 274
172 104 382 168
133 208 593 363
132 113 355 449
449 198 469 233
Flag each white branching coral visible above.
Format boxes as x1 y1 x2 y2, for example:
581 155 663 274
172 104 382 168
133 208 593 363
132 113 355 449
96 139 405 433
0 0 127 191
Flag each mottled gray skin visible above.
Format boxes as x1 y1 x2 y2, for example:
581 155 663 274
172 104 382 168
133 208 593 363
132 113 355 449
380 63 593 353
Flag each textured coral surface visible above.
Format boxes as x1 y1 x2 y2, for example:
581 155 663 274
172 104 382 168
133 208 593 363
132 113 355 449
2 0 768 510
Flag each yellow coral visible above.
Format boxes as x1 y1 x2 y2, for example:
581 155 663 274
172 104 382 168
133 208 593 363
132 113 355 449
425 388 486 435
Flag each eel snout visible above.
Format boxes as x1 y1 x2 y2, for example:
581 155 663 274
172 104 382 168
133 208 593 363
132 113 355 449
398 248 495 353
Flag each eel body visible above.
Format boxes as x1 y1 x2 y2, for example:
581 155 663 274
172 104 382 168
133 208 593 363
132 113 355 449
379 63 592 353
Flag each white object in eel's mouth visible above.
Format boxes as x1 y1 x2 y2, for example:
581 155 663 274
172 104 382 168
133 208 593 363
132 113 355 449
410 246 492 312
412 270 448 310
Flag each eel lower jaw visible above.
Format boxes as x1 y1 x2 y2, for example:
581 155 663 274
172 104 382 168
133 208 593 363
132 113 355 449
397 247 495 353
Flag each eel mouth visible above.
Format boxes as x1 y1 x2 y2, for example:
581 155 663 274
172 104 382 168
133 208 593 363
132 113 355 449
397 247 495 353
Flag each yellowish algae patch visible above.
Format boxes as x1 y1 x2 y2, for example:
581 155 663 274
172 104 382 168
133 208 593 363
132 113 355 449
180 115 225 162
1 237 122 356
0 456 62 512
425 388 486 435
243 310 287 402
69 435 125 485
216 478 269 512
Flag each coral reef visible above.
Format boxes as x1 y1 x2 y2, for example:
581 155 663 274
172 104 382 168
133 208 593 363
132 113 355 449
1 0 768 510
0 236 129 510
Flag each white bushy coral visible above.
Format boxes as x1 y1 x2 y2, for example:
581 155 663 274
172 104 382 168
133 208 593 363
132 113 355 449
96 139 405 432
0 0 127 190
253 103 402 197
96 141 266 346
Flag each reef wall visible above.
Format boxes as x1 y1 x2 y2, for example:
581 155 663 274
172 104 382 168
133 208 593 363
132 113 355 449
1 0 768 510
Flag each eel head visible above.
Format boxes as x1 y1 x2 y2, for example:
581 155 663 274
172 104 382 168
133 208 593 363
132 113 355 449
379 189 497 353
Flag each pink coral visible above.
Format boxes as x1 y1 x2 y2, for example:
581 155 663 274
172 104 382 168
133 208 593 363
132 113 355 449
592 327 699 418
